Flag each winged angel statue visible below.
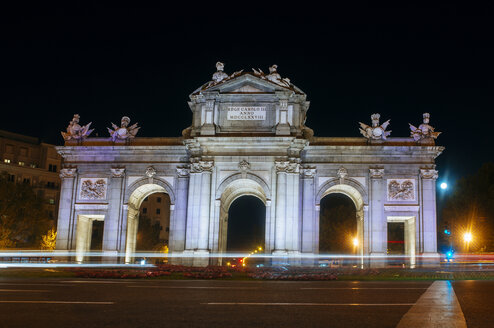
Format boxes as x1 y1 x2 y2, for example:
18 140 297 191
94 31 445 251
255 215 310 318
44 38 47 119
359 113 391 140
108 116 140 141
61 114 93 141
409 113 441 142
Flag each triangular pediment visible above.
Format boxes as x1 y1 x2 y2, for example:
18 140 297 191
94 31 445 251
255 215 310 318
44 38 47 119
207 73 280 94
191 72 305 96
232 84 265 93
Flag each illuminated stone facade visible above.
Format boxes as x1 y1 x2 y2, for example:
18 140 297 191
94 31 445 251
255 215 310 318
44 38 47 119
55 66 443 265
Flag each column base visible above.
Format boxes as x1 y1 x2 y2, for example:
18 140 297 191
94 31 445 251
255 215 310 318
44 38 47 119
200 124 216 136
101 250 119 264
275 124 291 135
369 252 387 268
419 252 440 267
182 250 210 267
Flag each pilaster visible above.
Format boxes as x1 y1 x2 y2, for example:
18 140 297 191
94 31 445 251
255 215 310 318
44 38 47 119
56 168 77 250
301 167 316 253
103 168 125 253
420 168 438 254
369 168 386 255
274 161 288 252
170 166 189 252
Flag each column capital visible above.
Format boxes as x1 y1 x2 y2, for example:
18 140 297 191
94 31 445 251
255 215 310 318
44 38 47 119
369 168 385 179
110 168 125 178
191 160 214 173
301 166 316 178
275 160 299 173
420 168 438 179
176 166 190 178
59 168 77 179
275 160 289 173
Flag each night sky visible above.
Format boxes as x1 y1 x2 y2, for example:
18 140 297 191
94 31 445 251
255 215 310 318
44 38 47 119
1 3 493 187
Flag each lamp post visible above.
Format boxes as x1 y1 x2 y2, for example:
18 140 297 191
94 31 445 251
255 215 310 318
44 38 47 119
463 232 473 253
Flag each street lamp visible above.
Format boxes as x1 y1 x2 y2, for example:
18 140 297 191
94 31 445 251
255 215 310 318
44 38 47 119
440 182 448 190
352 237 359 247
463 232 472 243
463 232 473 253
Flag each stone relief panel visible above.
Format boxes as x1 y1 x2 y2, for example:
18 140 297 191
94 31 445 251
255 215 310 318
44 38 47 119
79 178 108 200
387 179 415 201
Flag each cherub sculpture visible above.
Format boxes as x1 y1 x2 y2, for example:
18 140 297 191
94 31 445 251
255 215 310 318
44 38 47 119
359 113 391 140
61 114 94 141
108 116 140 141
409 113 441 142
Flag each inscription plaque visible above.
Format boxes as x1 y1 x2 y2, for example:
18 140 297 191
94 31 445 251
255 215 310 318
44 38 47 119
227 106 266 120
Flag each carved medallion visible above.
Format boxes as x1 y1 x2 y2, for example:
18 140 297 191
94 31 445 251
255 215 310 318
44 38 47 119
145 166 157 178
337 167 348 180
80 178 107 200
239 160 250 172
387 179 415 201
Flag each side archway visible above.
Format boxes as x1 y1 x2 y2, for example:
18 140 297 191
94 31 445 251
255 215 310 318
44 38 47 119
124 178 175 263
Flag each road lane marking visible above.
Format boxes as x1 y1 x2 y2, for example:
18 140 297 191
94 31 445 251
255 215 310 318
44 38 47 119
203 302 415 306
0 301 114 304
0 289 50 292
301 287 427 290
0 283 74 287
396 280 467 328
127 286 259 289
61 280 133 284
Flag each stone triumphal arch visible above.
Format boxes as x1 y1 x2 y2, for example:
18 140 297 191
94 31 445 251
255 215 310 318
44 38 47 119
56 63 443 265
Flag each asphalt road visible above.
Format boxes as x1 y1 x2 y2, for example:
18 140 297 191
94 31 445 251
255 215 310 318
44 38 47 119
0 278 492 327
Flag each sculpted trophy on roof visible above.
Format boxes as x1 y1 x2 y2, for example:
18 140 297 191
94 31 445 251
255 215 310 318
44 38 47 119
409 113 441 142
359 113 391 140
108 116 140 141
61 114 94 141
252 64 291 88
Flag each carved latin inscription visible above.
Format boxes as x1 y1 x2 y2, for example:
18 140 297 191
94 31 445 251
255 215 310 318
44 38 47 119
80 178 107 200
227 106 266 120
387 179 415 201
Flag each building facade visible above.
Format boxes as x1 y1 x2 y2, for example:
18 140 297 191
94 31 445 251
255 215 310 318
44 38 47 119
55 64 443 265
0 130 62 220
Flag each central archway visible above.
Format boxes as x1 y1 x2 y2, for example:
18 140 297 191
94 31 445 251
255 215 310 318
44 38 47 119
217 177 269 256
226 196 266 252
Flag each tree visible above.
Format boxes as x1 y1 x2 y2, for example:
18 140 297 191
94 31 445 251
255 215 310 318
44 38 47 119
441 163 494 252
40 228 57 250
0 173 53 248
